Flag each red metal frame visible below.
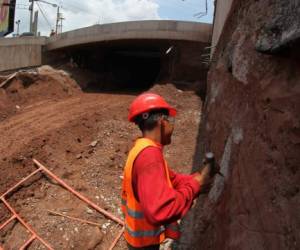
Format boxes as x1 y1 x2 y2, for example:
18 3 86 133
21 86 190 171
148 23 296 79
0 159 124 250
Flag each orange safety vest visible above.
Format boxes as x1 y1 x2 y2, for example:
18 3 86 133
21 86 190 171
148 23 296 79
121 138 180 248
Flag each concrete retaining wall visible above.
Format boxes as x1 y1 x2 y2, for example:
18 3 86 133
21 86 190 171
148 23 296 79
0 37 46 72
211 0 234 56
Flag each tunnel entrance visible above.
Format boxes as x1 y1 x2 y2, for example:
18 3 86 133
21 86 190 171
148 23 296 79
108 49 161 89
49 39 208 96
62 41 168 92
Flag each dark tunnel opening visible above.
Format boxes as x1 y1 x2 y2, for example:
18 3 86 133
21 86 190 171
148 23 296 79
47 40 208 98
61 41 169 92
107 49 161 89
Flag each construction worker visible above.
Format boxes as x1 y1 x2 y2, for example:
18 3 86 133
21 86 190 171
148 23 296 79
50 29 56 37
122 93 213 250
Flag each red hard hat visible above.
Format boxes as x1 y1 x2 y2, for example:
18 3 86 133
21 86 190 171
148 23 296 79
128 93 177 122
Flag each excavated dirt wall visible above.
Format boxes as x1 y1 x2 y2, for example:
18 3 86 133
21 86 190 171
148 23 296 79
178 0 300 249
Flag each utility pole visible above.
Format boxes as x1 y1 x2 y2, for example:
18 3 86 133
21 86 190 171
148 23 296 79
55 6 64 34
33 10 39 36
29 0 58 34
29 0 34 32
55 6 59 34
16 20 21 36
60 11 64 33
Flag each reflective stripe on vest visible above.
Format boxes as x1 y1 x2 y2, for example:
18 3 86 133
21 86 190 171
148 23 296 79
126 224 165 238
122 198 144 219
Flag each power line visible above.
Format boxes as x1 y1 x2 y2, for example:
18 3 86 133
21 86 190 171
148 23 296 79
52 0 87 13
36 1 52 29
194 0 208 18
50 0 105 18
16 4 30 7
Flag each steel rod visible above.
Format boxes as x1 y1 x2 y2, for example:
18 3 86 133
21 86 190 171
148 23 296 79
1 198 54 250
19 235 36 250
47 210 102 227
0 168 42 199
0 215 16 230
33 159 124 226
0 160 124 250
108 227 125 250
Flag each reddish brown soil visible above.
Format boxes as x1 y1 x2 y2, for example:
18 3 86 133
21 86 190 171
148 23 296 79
0 66 202 249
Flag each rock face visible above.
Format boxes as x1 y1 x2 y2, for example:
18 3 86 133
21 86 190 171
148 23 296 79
255 1 300 54
178 0 300 250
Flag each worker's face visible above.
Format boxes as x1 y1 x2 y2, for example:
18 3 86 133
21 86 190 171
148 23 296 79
160 116 175 145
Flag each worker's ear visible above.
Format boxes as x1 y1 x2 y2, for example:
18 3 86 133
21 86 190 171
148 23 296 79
158 116 166 126
160 119 170 133
160 118 167 126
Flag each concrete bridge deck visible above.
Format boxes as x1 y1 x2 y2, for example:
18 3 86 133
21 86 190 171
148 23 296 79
0 20 212 72
46 20 212 51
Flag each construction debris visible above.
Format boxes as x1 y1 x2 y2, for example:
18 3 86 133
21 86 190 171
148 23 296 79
89 140 98 147
0 66 80 122
47 210 102 228
0 72 18 88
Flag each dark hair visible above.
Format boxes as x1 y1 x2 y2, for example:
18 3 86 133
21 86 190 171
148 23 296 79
134 109 169 132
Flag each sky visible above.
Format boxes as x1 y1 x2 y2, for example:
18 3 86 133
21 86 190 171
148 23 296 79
12 0 214 36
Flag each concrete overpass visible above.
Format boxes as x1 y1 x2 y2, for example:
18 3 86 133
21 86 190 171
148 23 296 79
1 20 211 90
46 20 211 51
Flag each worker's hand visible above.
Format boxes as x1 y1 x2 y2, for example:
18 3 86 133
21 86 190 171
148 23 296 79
193 165 211 185
193 165 213 192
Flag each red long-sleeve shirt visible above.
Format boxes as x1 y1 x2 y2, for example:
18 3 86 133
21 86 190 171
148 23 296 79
132 145 200 226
